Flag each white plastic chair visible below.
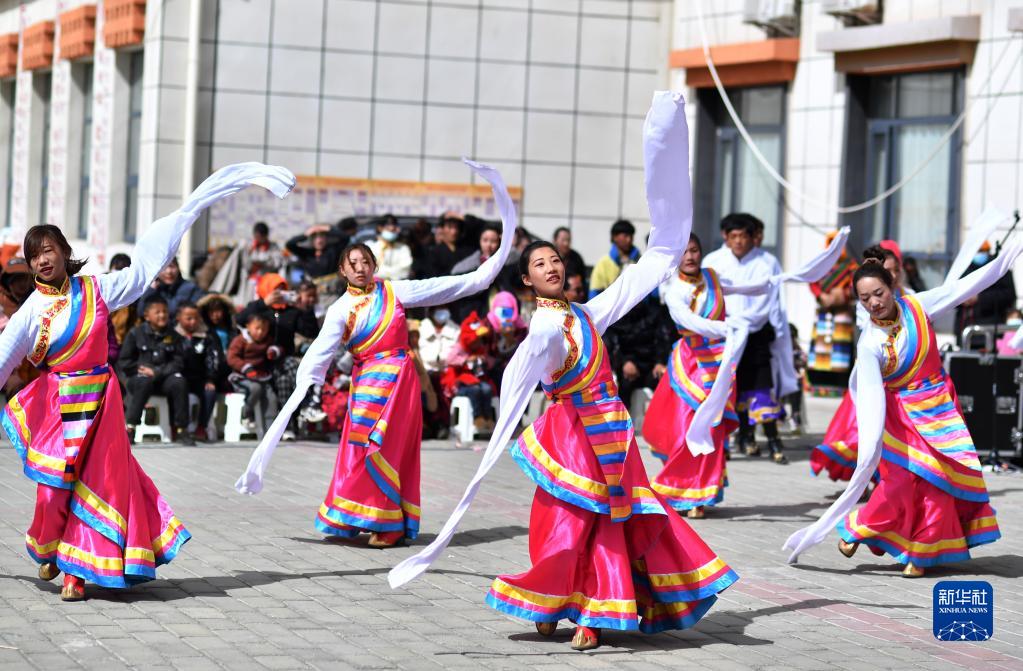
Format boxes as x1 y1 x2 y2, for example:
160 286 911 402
134 397 171 444
222 392 265 442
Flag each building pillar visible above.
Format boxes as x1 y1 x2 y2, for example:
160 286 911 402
87 0 118 265
46 1 73 228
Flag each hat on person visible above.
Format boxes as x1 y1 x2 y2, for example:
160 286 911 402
257 273 288 301
487 291 526 332
458 311 491 351
879 239 903 265
0 257 30 290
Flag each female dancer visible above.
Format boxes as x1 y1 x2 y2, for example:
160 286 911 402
389 92 738 651
784 242 1019 577
644 229 848 517
0 163 294 600
236 159 517 549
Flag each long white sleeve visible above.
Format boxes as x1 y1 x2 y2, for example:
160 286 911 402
235 297 348 495
388 320 562 588
915 239 1023 319
720 275 772 297
943 207 1008 287
0 307 33 387
664 284 728 340
587 91 691 334
98 163 295 312
782 340 885 563
392 160 517 308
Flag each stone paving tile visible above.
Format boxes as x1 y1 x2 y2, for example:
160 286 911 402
0 435 1022 670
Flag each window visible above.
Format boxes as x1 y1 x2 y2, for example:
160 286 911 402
2 81 14 226
124 51 143 242
37 73 52 224
77 63 94 239
848 70 962 289
695 85 787 254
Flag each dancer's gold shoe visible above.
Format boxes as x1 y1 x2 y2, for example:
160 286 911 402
367 531 405 548
570 626 600 650
535 621 557 637
902 562 925 578
837 539 859 558
38 563 60 581
60 574 85 602
687 506 705 519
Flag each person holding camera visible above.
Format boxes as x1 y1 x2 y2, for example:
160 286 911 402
237 273 320 438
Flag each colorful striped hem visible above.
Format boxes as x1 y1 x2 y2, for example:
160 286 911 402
317 499 418 539
837 514 998 568
633 558 739 603
485 580 640 631
654 484 725 511
638 594 717 634
1 406 73 490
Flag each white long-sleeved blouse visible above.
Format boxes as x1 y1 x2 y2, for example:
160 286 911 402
0 163 295 384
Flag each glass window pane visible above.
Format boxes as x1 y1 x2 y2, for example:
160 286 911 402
868 75 895 118
78 63 94 239
741 87 783 126
868 131 888 242
892 123 950 255
897 72 954 118
716 135 735 224
124 52 144 241
736 131 782 247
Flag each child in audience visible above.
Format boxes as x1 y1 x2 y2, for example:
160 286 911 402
227 313 279 433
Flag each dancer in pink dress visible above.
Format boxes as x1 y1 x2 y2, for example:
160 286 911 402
0 163 294 600
389 92 739 652
236 160 517 548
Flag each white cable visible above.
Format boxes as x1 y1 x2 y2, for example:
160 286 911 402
692 0 1023 216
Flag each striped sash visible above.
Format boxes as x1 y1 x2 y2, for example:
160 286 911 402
57 364 111 482
348 349 406 448
898 373 981 470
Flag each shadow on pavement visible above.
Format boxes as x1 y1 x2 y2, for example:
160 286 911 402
701 500 828 523
790 553 1023 580
284 524 528 549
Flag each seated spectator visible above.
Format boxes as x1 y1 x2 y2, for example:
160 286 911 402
140 256 204 316
418 306 460 374
426 214 473 278
367 214 413 281
603 292 674 408
286 224 344 281
227 313 279 434
118 296 193 445
295 279 323 321
564 272 587 304
487 292 526 387
175 301 216 441
237 273 320 438
407 320 439 417
442 312 497 436
198 293 239 409
589 219 639 298
553 226 586 280
106 253 136 365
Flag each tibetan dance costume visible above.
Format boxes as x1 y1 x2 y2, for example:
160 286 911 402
236 159 518 546
391 92 738 638
0 163 294 591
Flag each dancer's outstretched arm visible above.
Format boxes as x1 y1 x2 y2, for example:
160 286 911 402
393 160 516 308
587 91 691 334
236 298 349 494
0 308 33 388
99 163 295 311
783 341 885 563
662 283 729 340
915 238 1023 318
388 318 563 588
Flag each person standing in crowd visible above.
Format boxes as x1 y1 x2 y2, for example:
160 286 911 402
286 225 344 281
552 226 586 279
390 93 738 651
139 257 204 317
450 222 506 322
237 273 320 440
902 256 927 293
703 213 790 464
954 241 1016 345
806 231 857 391
408 218 436 280
368 215 413 282
785 240 1021 577
175 301 215 441
119 296 194 445
426 213 473 278
243 222 286 280
106 254 136 366
561 271 586 303
228 312 279 434
237 159 518 552
198 293 239 437
588 219 639 298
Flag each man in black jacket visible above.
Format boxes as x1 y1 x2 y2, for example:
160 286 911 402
603 296 676 410
954 242 1017 346
118 295 193 445
285 225 344 280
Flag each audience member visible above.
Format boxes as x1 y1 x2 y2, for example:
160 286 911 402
119 295 193 445
227 312 279 434
286 224 344 280
955 241 1016 345
451 222 505 321
902 256 927 293
198 293 239 410
140 257 204 316
552 226 586 279
426 213 473 278
175 301 216 440
367 214 413 281
442 312 497 436
106 253 136 365
487 292 527 387
564 272 587 304
603 293 674 410
589 219 639 298
0 257 38 398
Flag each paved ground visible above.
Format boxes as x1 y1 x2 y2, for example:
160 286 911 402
0 418 1021 670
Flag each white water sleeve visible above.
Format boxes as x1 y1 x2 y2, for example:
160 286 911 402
915 239 1023 319
944 207 1008 287
0 306 33 387
99 163 295 311
392 160 517 309
587 91 691 335
387 322 560 588
783 340 885 562
684 227 850 455
235 298 348 495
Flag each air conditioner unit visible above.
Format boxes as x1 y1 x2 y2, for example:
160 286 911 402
743 0 800 37
822 0 882 26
